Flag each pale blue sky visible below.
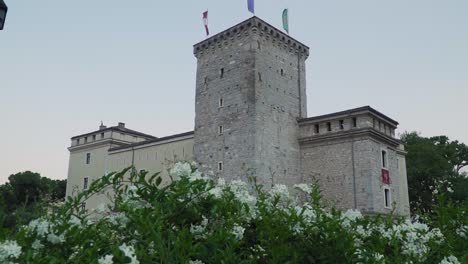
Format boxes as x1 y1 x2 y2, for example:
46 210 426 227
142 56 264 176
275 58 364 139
0 0 467 182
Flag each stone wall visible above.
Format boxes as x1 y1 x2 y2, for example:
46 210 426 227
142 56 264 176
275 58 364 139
193 17 309 187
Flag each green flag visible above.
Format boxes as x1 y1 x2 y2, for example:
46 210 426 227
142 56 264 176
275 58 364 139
282 9 289 34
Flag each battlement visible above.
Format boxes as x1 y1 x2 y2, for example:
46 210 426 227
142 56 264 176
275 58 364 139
193 16 309 58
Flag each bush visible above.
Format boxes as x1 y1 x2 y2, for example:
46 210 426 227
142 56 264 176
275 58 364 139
0 162 466 263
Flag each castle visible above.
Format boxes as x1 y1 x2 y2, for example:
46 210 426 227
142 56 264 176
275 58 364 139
66 17 410 215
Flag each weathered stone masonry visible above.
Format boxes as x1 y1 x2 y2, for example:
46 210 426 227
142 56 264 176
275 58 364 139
66 16 410 216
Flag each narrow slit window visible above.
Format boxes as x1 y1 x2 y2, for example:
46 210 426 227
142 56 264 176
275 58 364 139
83 177 89 189
327 122 332 132
353 117 357 128
86 153 91 164
80 202 86 213
384 188 391 208
219 97 224 107
220 68 224 78
280 69 284 76
339 120 344 130
218 161 223 171
381 150 387 168
218 125 224 135
315 124 320 134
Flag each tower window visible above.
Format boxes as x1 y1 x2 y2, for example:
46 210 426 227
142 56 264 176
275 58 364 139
218 161 223 171
83 177 89 189
339 120 344 130
86 153 91 164
220 68 224 78
101 133 105 139
218 125 224 135
280 69 284 76
314 124 320 134
258 72 262 82
353 117 357 128
381 150 387 168
384 187 391 208
327 122 332 132
219 97 224 107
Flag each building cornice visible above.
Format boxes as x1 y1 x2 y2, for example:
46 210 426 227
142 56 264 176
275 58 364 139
68 139 129 152
299 127 401 147
193 16 309 59
298 106 399 127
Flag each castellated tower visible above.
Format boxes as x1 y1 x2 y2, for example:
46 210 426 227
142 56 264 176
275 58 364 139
193 17 309 187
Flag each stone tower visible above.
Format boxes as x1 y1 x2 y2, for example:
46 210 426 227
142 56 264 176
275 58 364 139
193 17 309 187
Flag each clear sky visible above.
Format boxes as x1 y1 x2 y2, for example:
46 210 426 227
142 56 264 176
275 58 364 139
0 0 467 183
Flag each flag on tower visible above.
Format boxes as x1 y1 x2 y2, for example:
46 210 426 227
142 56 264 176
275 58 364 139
247 0 255 14
203 10 209 36
282 9 289 34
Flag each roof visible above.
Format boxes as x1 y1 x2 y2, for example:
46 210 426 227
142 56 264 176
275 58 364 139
298 106 399 126
108 131 194 152
71 126 157 140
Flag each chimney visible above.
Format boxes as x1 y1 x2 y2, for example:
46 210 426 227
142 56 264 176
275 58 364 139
99 121 107 130
118 122 125 128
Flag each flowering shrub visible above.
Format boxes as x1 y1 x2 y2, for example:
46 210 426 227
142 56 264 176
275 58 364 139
0 162 466 263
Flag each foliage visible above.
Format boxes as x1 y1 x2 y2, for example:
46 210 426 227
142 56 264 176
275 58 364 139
0 171 66 233
0 163 466 264
401 132 468 214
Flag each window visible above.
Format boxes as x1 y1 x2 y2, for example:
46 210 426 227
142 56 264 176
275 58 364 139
218 125 224 135
327 122 332 132
84 137 88 143
339 120 344 130
353 117 357 128
258 72 262 82
220 68 224 78
381 150 387 168
280 69 284 76
314 124 320 134
83 177 89 189
101 133 104 139
86 153 91 164
219 97 224 107
373 118 376 128
76 139 80 145
80 202 86 213
92 135 96 141
384 187 391 208
218 161 223 171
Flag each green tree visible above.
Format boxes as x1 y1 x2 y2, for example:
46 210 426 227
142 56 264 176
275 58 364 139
401 132 468 214
0 172 67 231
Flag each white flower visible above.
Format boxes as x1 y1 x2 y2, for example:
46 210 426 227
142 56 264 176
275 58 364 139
106 212 130 226
189 170 207 182
98 254 114 264
455 225 467 238
294 184 312 194
270 184 290 201
119 243 139 264
68 215 82 227
0 240 22 262
27 218 51 237
440 255 460 264
189 260 205 264
190 216 209 239
47 233 65 244
447 187 454 193
170 162 192 178
31 240 44 251
341 209 362 227
231 224 245 240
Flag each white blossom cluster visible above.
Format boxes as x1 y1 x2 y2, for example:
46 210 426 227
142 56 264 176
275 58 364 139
0 240 22 263
190 216 209 240
119 243 139 264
